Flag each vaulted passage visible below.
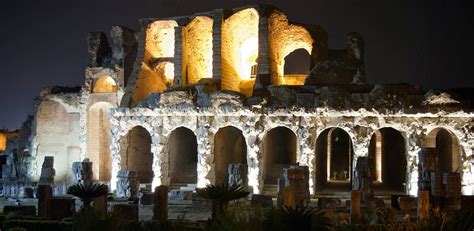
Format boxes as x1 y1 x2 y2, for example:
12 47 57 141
168 127 198 184
368 128 407 192
214 126 247 185
263 127 297 186
425 128 460 173
119 126 153 183
87 102 115 181
315 128 353 192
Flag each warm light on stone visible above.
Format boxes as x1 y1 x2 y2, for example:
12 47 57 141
92 76 118 93
0 133 6 152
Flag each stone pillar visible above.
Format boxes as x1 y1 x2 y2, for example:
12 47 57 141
196 123 211 188
49 197 75 220
116 170 139 198
151 139 162 190
72 159 93 184
351 190 361 223
173 26 183 86
418 190 430 222
39 156 55 185
279 165 310 208
37 184 52 218
353 157 373 203
212 9 223 83
254 14 271 89
228 164 248 189
153 185 168 222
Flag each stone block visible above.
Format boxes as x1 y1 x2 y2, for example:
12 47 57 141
94 194 108 218
251 194 273 208
140 192 154 205
418 190 430 222
351 190 361 223
116 170 139 198
49 197 75 220
72 160 93 184
112 204 138 222
228 164 248 189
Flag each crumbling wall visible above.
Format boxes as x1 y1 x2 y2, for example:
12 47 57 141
182 16 213 85
268 11 313 85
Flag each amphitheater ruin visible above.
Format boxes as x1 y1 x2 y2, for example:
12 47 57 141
1 5 473 198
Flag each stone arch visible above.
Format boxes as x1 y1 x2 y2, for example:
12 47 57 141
268 11 313 85
35 100 70 180
315 127 353 193
221 8 259 95
87 102 115 181
92 76 118 93
368 127 407 192
182 16 213 85
213 126 247 185
262 126 297 191
425 127 461 173
119 126 154 183
167 127 198 184
282 48 311 85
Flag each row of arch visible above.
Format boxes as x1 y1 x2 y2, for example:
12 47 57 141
129 7 314 105
101 125 461 194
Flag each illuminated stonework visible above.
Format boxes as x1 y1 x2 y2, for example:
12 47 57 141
4 6 470 198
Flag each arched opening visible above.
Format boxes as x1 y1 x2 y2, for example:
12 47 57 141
315 128 353 193
87 102 115 181
282 48 311 85
368 128 407 192
221 8 259 95
168 127 198 184
214 126 247 185
268 11 313 85
182 16 213 85
425 128 461 173
92 76 118 93
119 126 153 183
263 127 297 191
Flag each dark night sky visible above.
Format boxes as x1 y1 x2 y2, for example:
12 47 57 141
1 0 473 129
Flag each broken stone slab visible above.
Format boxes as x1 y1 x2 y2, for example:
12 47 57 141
37 184 52 218
228 164 248 189
116 170 139 198
169 190 193 201
153 185 168 222
398 197 416 211
277 165 310 208
353 157 373 203
251 194 273 208
72 159 93 184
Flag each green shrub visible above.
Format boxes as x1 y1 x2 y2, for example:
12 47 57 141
3 219 73 231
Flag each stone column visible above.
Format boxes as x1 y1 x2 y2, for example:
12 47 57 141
39 156 55 185
353 157 374 203
116 170 139 198
245 128 262 194
153 185 168 222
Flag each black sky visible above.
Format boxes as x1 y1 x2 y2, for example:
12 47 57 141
1 0 473 129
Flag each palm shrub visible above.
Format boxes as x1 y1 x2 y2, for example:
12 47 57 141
67 182 108 231
196 183 249 218
67 182 108 208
